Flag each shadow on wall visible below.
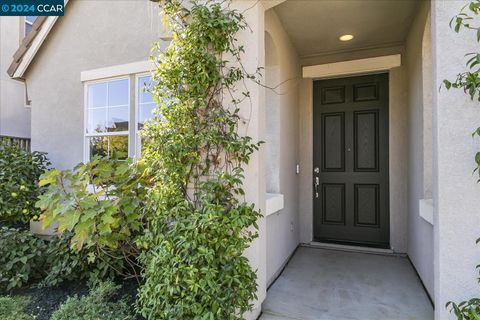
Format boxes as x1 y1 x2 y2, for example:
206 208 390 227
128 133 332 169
265 31 280 194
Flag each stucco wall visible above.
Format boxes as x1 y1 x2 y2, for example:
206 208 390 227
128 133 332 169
433 1 480 318
26 1 163 168
388 66 409 254
232 2 267 317
0 17 30 138
404 1 434 298
264 9 300 285
298 49 409 254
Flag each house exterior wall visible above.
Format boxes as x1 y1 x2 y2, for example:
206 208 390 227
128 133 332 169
0 17 30 138
25 0 163 168
432 1 480 317
25 1 268 318
264 9 300 286
298 48 409 254
404 1 434 298
24 0 480 318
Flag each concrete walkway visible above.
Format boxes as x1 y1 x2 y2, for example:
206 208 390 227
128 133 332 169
260 247 433 320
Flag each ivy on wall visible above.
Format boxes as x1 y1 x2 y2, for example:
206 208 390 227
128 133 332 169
137 0 263 318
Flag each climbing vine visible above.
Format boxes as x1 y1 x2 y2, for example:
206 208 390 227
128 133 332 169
137 0 262 319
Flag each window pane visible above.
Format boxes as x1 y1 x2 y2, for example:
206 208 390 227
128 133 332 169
86 78 130 161
89 135 128 160
25 16 37 23
138 103 156 129
87 107 107 134
88 83 107 108
107 106 129 132
89 136 108 159
138 76 153 104
108 79 129 106
25 23 33 34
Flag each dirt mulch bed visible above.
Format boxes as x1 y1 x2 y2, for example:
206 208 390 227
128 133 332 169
8 279 140 320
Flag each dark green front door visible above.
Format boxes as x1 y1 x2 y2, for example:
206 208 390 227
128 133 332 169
313 73 389 248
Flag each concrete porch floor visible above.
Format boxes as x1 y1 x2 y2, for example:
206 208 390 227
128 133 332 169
260 247 433 320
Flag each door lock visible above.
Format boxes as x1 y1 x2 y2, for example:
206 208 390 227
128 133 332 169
314 167 320 173
314 176 320 198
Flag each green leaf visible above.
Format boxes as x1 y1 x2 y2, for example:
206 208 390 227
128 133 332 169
444 80 452 90
455 21 461 33
59 210 80 232
38 169 60 187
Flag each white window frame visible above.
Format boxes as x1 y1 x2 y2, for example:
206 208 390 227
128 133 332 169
83 76 131 162
134 73 155 158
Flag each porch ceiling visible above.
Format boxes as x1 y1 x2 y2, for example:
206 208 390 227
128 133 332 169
274 0 420 58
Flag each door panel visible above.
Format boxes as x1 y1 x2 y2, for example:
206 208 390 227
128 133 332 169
322 113 345 171
354 110 378 171
322 86 345 104
322 183 345 225
313 73 389 248
354 184 380 227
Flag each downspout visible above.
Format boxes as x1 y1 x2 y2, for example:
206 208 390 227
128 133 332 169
10 77 31 106
21 78 32 106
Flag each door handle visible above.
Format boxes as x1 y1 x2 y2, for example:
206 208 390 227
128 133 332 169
314 176 319 198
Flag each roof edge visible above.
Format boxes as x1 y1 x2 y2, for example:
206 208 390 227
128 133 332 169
8 0 69 79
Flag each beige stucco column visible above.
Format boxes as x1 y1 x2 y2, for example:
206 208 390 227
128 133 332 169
232 1 267 318
432 1 480 318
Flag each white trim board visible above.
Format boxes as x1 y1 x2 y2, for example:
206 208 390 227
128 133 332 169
266 193 284 216
81 61 153 82
302 54 401 79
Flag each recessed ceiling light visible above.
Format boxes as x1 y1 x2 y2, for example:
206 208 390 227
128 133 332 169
339 34 354 41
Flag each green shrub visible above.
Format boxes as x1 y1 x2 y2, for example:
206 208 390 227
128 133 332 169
138 182 260 319
37 157 150 279
138 0 261 319
0 227 119 290
0 227 46 290
51 281 135 320
0 296 33 320
0 141 50 223
40 233 122 288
